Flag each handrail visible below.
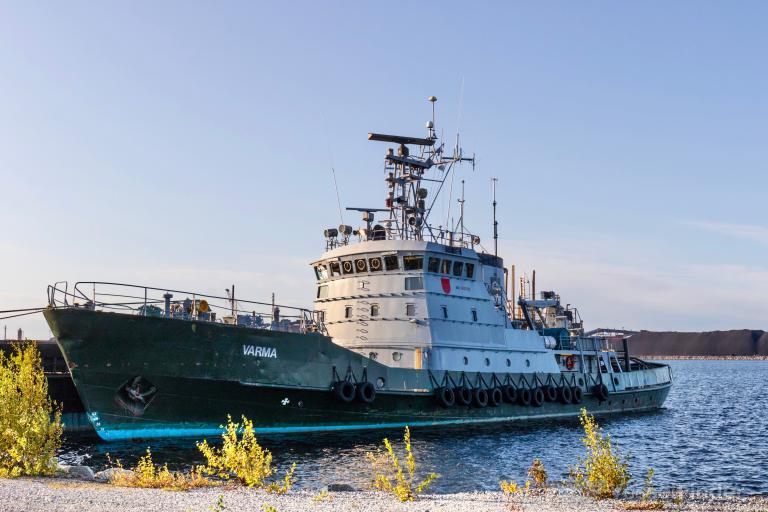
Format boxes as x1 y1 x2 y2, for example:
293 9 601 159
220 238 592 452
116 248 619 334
47 281 326 335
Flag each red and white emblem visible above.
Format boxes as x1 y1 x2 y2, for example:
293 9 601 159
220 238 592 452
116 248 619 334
441 278 451 294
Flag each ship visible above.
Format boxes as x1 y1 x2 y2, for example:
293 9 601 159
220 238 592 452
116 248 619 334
43 97 672 441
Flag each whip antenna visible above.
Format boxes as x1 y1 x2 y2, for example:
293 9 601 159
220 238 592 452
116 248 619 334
331 167 344 226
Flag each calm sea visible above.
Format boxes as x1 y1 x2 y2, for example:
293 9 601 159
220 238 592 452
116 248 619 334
59 360 768 495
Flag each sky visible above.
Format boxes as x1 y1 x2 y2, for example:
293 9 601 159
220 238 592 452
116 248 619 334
1 1 767 338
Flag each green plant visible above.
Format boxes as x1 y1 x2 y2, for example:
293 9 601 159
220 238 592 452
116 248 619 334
312 489 332 503
527 458 548 488
366 426 438 502
499 479 530 496
569 408 631 499
642 468 655 501
261 505 277 512
210 494 225 512
0 342 62 477
197 415 295 492
108 448 214 490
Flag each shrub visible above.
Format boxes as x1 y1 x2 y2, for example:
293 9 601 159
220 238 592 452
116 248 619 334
366 426 438 502
197 415 295 492
527 458 547 488
499 479 530 496
569 408 631 499
0 342 62 477
108 448 213 490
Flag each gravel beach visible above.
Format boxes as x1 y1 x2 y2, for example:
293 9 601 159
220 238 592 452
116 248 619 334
1 478 767 512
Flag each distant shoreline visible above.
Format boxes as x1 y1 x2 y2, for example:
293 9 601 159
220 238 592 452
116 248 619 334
637 355 768 360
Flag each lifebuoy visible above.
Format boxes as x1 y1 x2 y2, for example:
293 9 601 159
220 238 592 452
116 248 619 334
333 380 355 403
435 387 455 408
488 387 503 407
571 386 583 404
503 385 517 403
472 388 489 408
455 386 472 406
565 355 575 370
531 387 545 407
558 385 573 404
355 259 367 272
370 258 381 271
342 261 353 273
356 381 376 404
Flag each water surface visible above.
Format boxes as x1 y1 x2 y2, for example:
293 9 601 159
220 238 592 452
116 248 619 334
59 361 768 495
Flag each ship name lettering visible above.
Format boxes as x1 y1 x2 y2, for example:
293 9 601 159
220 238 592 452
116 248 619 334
243 345 278 359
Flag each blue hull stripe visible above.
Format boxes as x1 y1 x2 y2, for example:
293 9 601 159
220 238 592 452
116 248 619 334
92 406 661 441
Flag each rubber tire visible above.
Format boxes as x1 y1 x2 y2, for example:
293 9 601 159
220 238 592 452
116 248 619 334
356 381 376 404
502 385 517 403
517 388 532 406
592 383 609 401
435 386 455 408
543 384 558 402
333 380 355 403
558 385 573 404
571 386 583 404
531 387 545 407
472 388 489 408
455 386 472 406
488 387 503 407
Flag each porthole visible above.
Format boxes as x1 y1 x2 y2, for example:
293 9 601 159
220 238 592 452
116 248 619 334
376 377 385 389
578 378 584 386
525 359 531 367
392 352 402 362
463 356 469 365
613 377 619 385
369 352 378 360
484 357 490 366
506 359 511 367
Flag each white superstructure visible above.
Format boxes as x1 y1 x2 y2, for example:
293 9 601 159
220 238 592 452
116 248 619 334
312 97 562 375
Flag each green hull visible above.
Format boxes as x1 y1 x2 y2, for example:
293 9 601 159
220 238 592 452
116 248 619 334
43 308 672 441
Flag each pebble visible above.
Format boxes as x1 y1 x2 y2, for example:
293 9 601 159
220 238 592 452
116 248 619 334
0 477 766 512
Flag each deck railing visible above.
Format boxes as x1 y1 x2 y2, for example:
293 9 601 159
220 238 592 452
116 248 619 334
47 281 325 335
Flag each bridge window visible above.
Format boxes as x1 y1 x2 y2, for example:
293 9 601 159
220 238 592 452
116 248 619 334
355 259 368 273
405 276 423 290
440 259 451 274
428 257 440 273
369 257 382 272
452 261 463 277
403 255 423 271
406 304 416 316
471 309 478 322
465 263 475 279
441 305 448 319
314 265 328 280
329 261 341 277
317 285 328 299
344 305 353 319
341 260 354 274
384 255 399 270
370 304 379 317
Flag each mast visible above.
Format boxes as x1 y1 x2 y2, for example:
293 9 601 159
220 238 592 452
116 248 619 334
326 97 477 249
492 177 498 258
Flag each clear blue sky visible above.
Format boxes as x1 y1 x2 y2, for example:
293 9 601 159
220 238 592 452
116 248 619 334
2 1 767 337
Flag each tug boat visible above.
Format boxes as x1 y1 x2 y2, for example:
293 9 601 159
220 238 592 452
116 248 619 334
43 98 672 441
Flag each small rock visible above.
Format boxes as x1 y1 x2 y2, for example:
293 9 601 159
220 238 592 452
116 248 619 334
59 465 95 481
94 468 133 482
326 483 355 492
